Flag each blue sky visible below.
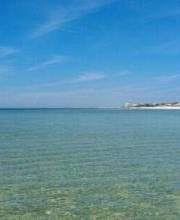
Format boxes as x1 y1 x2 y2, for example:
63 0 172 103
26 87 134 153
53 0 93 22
0 0 180 107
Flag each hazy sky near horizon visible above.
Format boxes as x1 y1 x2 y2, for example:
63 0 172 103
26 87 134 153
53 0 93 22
0 0 180 107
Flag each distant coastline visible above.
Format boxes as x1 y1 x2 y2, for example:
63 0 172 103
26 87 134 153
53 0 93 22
123 102 180 110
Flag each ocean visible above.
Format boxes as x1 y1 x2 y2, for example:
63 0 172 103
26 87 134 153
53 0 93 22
0 109 179 219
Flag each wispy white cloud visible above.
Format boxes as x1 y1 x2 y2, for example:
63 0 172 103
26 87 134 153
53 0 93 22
156 74 180 83
23 70 131 90
31 0 117 38
72 72 105 83
21 72 106 89
0 46 18 58
28 55 68 71
116 70 132 76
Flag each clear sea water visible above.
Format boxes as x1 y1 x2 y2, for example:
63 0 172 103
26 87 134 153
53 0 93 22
0 109 179 220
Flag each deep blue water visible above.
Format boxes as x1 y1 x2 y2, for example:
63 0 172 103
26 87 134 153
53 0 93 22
0 109 179 219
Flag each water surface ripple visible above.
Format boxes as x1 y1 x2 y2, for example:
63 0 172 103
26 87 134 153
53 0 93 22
0 109 179 219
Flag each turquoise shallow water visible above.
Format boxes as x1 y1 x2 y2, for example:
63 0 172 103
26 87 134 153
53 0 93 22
0 109 179 219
